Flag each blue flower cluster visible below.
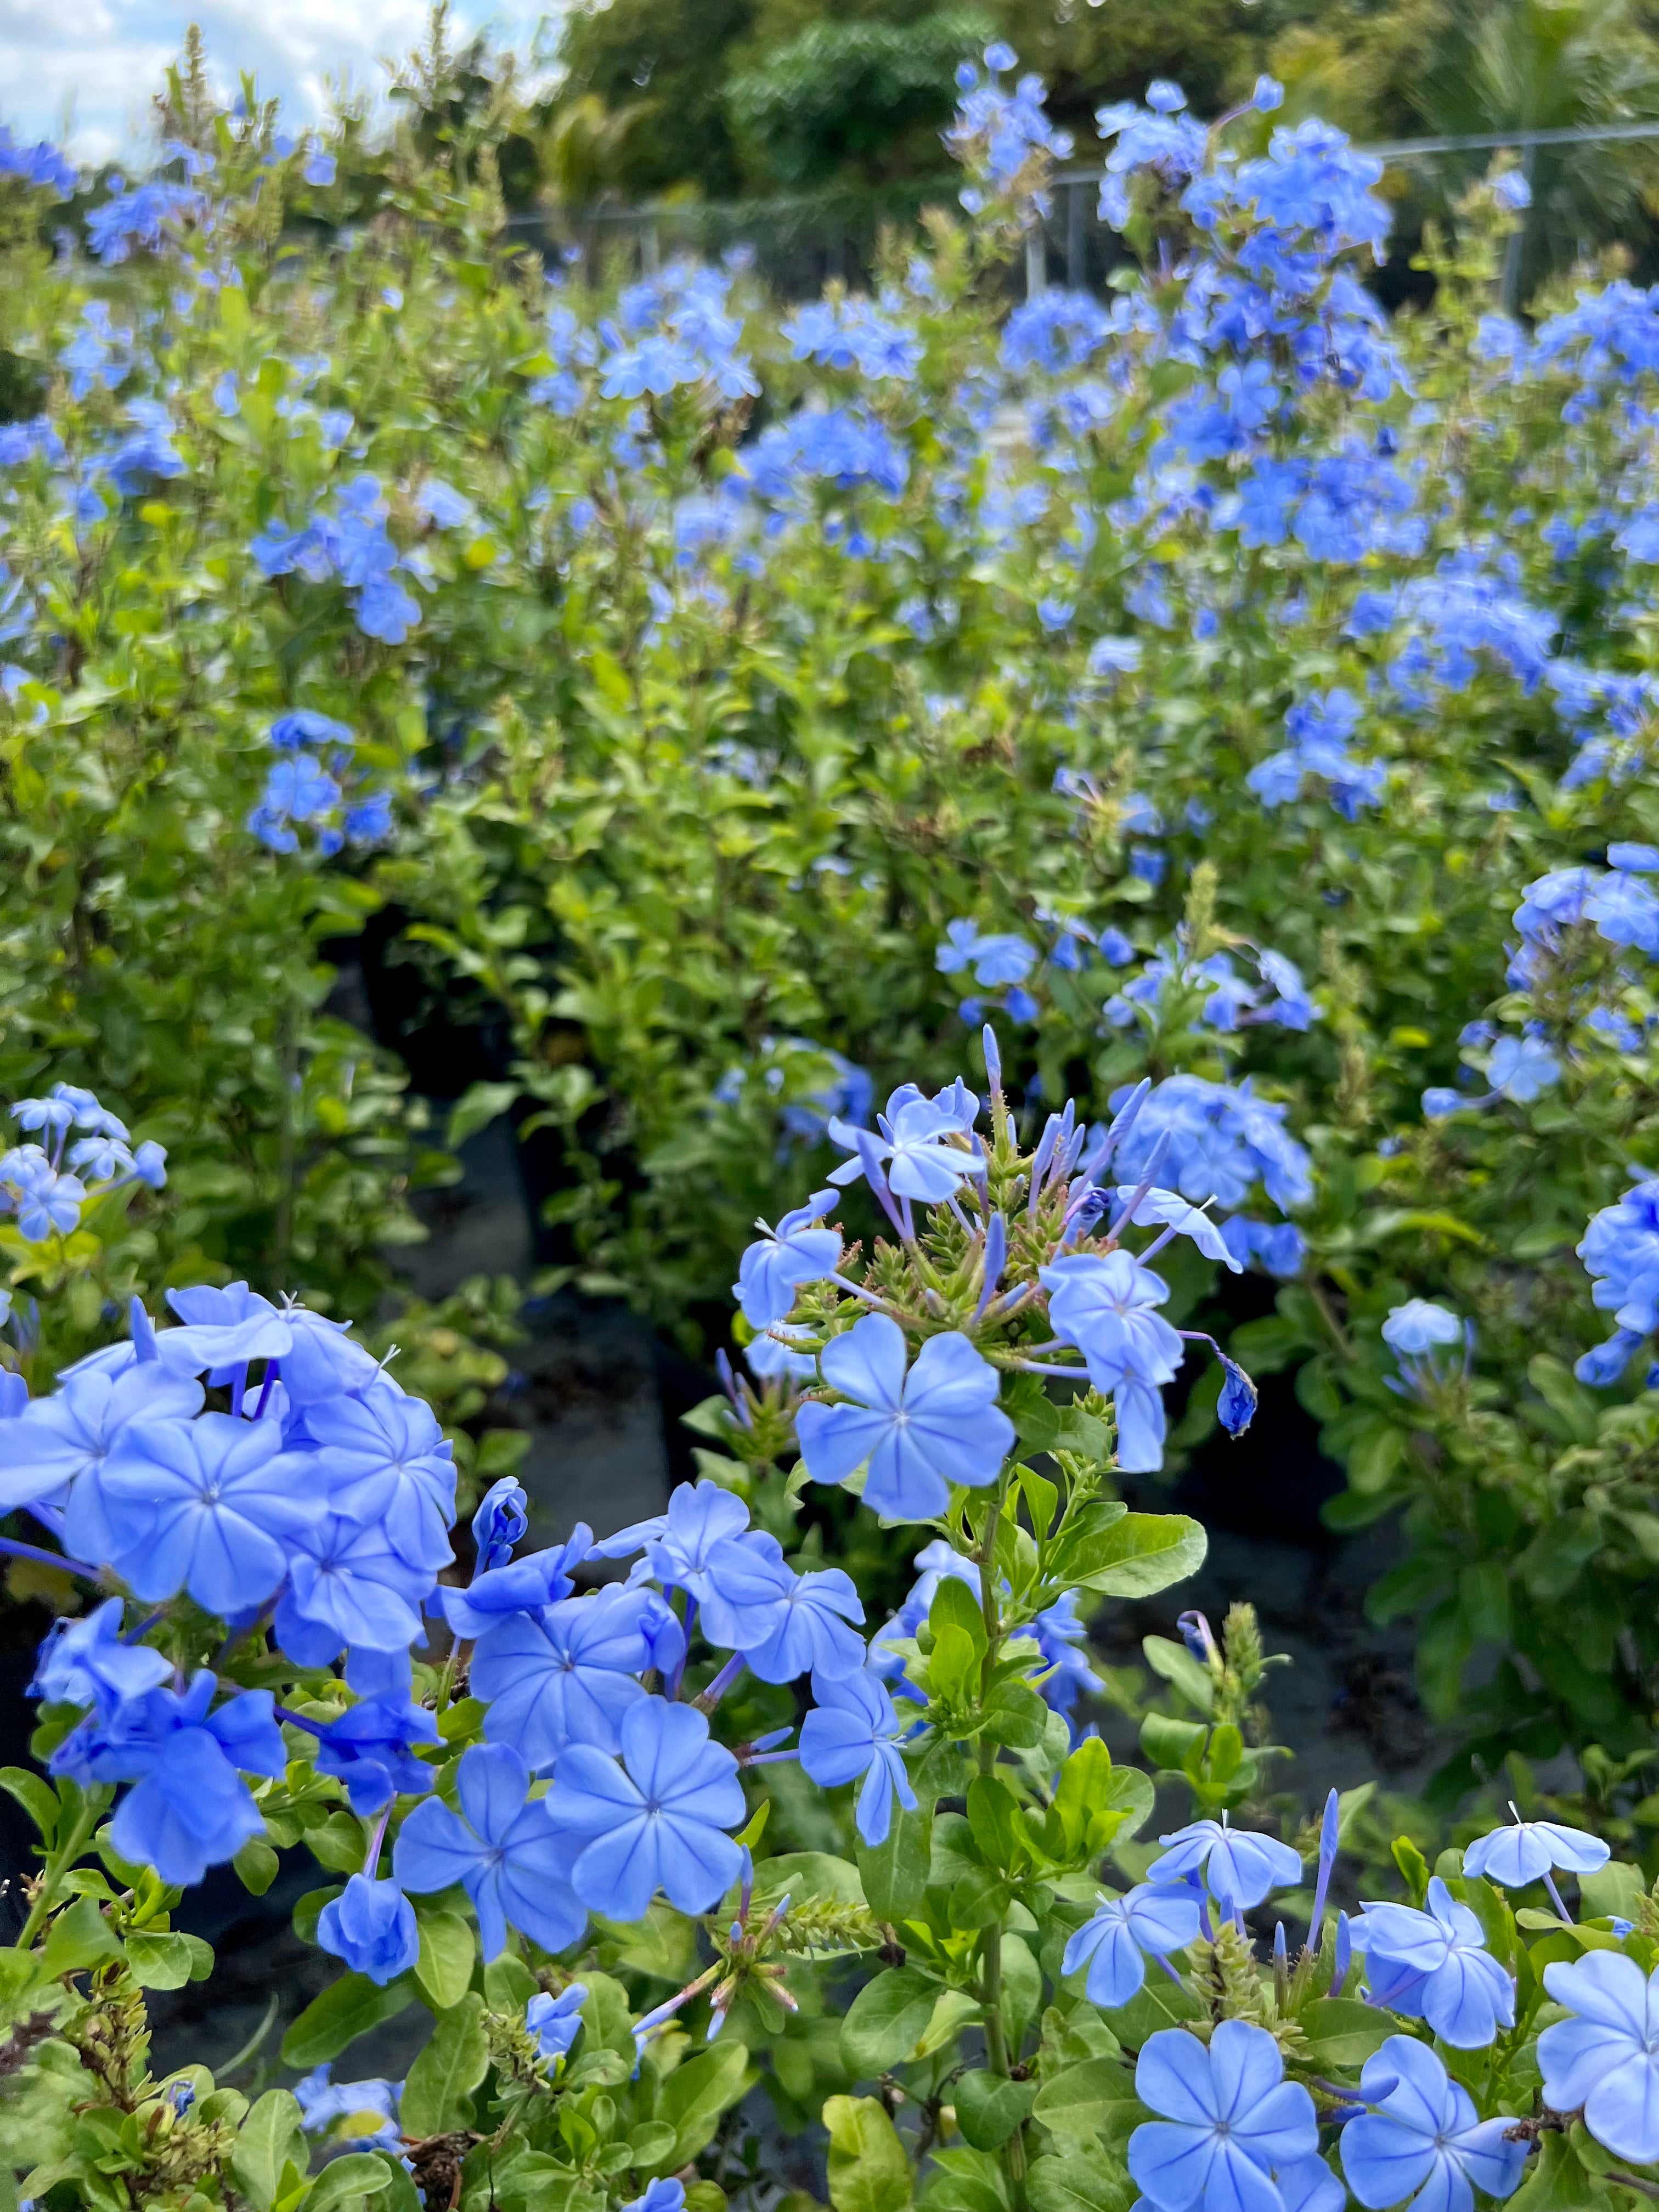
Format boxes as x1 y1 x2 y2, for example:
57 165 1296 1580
739 1051 1266 1477
0 1083 165 1244
249 476 424 644
599 263 758 405
946 43 1074 222
247 708 393 855
1248 689 1384 820
0 126 76 198
87 181 208 265
1082 1797 1629 2212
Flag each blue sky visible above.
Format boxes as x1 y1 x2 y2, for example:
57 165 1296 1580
1 0 558 162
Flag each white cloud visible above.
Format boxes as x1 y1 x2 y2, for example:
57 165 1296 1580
0 0 555 163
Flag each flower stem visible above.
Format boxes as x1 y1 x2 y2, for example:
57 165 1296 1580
18 1786 108 1949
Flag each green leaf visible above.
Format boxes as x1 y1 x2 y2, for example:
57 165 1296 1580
858 1804 932 1926
400 1993 489 2137
1299 1997 1395 2067
1139 1638 1216 1715
1579 1862 1647 1922
1023 2155 1134 2212
448 1081 521 1148
966 1776 1023 1872
234 1836 280 1895
414 1908 476 2013
305 2152 395 2212
657 2038 749 2165
38 1894 122 1977
918 2147 1006 2212
281 1972 416 2070
1032 2060 1140 2142
953 2072 1036 2152
294 1884 345 1945
124 1929 195 1990
232 2090 307 2211
1509 2131 1613 2211
825 2095 913 2212
1098 1977 1201 2046
306 1810 369 1875
484 1954 540 2013
840 1967 940 2074
0 1767 58 1840
930 1575 988 1655
628 2121 681 2172
1069 1514 1206 1599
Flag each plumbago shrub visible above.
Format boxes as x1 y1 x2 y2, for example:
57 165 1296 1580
9 1042 1659 2212
19 42 1659 1781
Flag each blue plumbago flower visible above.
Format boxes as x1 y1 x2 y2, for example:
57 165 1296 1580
799 1667 917 1845
158 1282 292 1373
1380 1300 1461 1357
744 1322 819 1384
1349 1877 1515 2047
275 1510 433 1663
623 2183 685 2212
293 2065 402 2142
51 1673 286 1886
472 1476 529 1574
317 1875 421 1988
592 1478 749 1595
794 1314 1013 1520
1039 1251 1184 1472
307 1696 439 1814
1128 2021 1318 2212
527 1984 588 2063
732 1193 842 1328
305 1383 456 1573
1062 1884 1201 2007
700 1532 865 1681
1030 1590 1103 1722
1148 1816 1304 1912
1216 1358 1258 1437
393 1742 585 1961
29 1595 170 1711
99 1413 323 1615
0 1361 205 1555
1578 1178 1659 1381
827 1082 986 1204
437 1527 592 1641
1462 1811 1609 1891
1340 2036 1525 2212
470 1586 657 1769
1486 1032 1560 1104
1112 1187 1241 1269
1539 1951 1659 2163
1277 2159 1344 2212
936 919 1039 989
545 1696 745 1919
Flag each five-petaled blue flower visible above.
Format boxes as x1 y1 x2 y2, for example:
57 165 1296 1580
1340 2035 1525 2212
1539 1950 1659 2164
1128 2019 1318 2212
527 1983 588 2063
1062 1884 1200 2008
794 1314 1013 1520
545 1696 745 1920
1149 1816 1303 1914
799 1667 917 1845
1462 1813 1609 1889
318 1874 421 1988
699 1532 865 1682
733 1193 842 1328
1349 1876 1515 2048
470 1587 655 1770
393 1742 585 1961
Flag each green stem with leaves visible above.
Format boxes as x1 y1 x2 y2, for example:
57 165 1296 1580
18 1786 106 1949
